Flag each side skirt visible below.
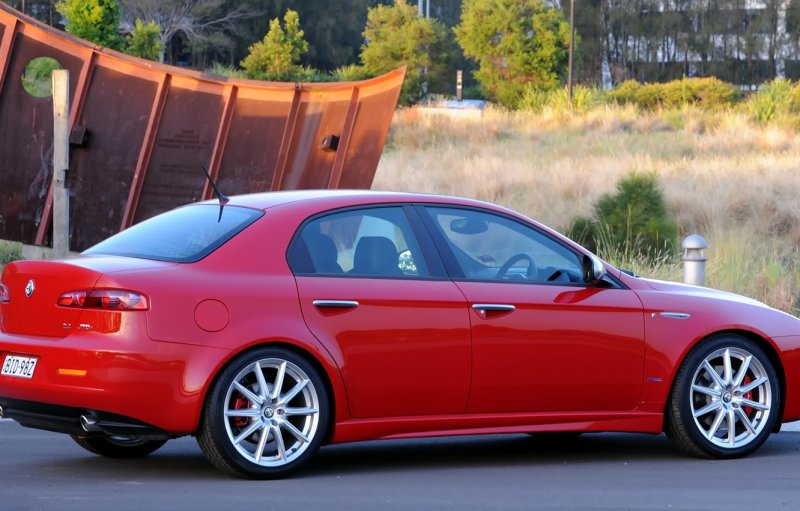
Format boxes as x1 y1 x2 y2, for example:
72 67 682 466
331 411 663 444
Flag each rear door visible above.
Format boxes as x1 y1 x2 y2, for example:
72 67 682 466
290 205 471 419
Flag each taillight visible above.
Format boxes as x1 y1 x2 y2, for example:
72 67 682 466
0 283 9 303
57 290 149 310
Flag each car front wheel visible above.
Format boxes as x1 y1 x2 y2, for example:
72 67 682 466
197 347 329 479
666 335 780 458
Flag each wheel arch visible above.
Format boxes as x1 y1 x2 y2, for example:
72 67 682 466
197 340 340 444
664 328 787 433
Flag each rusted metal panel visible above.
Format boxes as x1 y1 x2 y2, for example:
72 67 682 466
329 87 360 188
133 78 228 225
66 64 160 249
34 50 95 246
121 73 170 230
0 29 83 244
0 18 17 93
338 75 403 189
0 4 404 251
203 84 237 201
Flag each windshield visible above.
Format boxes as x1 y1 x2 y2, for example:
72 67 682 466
83 205 263 263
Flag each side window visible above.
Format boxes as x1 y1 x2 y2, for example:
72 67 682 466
289 207 429 278
424 207 584 284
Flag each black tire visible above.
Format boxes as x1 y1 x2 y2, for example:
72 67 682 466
665 335 780 459
70 434 166 458
197 347 329 479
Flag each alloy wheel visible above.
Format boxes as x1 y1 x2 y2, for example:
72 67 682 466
221 357 321 467
689 347 772 449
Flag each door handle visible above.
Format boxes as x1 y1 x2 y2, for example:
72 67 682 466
312 300 360 309
472 303 516 315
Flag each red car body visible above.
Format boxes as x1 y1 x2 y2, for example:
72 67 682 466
1 190 799 477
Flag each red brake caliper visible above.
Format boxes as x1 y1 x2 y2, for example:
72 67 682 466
233 396 251 428
742 375 753 416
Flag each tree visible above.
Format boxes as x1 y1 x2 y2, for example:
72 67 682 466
119 0 260 63
455 0 572 108
241 9 308 81
126 19 162 61
360 0 455 105
3 0 58 24
280 0 375 72
56 0 123 50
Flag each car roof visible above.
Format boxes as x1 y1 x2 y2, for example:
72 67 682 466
196 189 506 213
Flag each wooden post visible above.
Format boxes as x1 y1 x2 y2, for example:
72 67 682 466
52 69 70 257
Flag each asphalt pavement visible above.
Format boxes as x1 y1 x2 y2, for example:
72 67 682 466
2 419 800 511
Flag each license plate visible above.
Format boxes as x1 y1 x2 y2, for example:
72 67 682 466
1 355 38 379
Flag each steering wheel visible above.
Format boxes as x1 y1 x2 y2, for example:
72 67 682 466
495 253 537 281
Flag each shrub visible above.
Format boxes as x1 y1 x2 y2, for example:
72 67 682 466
21 57 61 97
519 85 606 114
609 78 739 111
207 62 247 79
56 0 123 50
330 64 368 82
660 77 738 109
126 19 162 61
518 87 550 112
241 10 309 82
744 78 798 124
550 86 606 114
607 80 643 106
0 240 22 267
567 173 678 262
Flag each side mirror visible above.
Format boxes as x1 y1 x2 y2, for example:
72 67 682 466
582 254 607 284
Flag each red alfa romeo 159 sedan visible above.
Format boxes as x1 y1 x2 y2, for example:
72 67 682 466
1 190 799 478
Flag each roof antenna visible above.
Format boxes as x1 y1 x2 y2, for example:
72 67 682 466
201 166 229 222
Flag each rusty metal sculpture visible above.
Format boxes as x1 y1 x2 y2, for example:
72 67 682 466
0 4 404 251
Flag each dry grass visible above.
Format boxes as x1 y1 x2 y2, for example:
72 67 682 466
374 105 800 314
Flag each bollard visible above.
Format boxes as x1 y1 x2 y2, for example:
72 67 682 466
682 234 708 286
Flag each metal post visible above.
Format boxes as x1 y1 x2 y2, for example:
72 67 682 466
682 235 707 286
52 69 70 257
567 0 576 109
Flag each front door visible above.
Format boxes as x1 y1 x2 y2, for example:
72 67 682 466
420 205 645 413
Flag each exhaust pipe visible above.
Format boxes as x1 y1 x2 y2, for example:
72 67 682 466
80 414 100 432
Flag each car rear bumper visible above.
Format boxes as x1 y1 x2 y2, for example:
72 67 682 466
0 398 171 440
0 329 230 434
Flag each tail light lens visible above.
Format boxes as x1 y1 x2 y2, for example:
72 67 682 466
0 283 9 303
57 290 149 310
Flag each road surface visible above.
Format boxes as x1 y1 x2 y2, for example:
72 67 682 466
1 419 799 510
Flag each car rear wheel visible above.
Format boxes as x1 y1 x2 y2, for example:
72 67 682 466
666 335 780 458
70 434 166 458
197 347 329 479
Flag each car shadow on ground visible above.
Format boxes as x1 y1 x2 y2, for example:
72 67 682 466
306 432 680 476
17 431 800 481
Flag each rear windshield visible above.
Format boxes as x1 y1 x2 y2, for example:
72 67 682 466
83 205 264 263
